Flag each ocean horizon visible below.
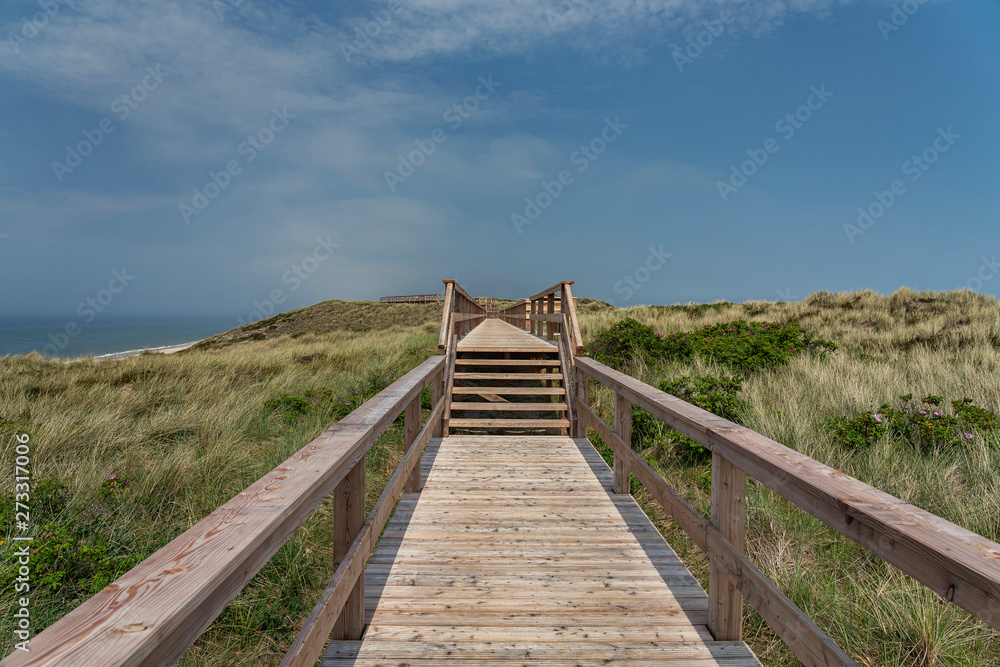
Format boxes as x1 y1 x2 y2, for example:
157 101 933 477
0 314 240 359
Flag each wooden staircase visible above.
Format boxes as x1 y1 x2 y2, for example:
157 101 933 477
447 349 571 433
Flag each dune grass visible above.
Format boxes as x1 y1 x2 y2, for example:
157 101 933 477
577 288 1000 665
0 322 439 664
2 289 999 665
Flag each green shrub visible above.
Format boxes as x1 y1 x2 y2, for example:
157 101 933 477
825 394 1000 452
0 477 146 598
631 375 748 462
264 393 314 423
587 318 835 373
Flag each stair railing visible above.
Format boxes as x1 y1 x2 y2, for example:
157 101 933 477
438 279 488 354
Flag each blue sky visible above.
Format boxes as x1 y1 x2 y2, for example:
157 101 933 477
1 0 998 317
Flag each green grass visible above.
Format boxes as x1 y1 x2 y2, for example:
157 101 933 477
1 319 439 664
2 289 999 665
579 287 1000 666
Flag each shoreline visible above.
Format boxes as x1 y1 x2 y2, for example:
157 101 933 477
94 341 201 361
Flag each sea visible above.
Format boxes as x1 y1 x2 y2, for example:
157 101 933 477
0 314 239 359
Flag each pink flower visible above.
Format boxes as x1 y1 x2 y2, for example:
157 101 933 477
873 414 883 423
934 412 943 416
110 474 116 480
918 410 927 415
964 433 975 439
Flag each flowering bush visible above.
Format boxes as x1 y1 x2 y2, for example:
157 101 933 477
825 394 1000 452
98 473 131 498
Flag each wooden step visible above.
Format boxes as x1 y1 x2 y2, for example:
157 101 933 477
448 418 572 429
455 359 560 366
449 402 568 412
454 372 562 381
452 387 565 396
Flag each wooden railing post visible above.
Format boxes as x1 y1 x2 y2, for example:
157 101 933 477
332 459 365 640
709 452 746 641
431 368 444 437
404 393 422 492
571 368 587 438
546 293 555 340
613 392 631 494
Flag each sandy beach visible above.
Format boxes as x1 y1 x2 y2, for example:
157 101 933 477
95 341 200 361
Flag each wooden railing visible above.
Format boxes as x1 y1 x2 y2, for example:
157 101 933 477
498 280 583 355
437 279 487 354
379 294 443 304
571 356 1000 666
4 356 448 667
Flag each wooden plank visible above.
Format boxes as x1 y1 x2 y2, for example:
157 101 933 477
454 372 562 380
1 356 446 667
709 453 745 642
452 386 565 395
575 356 1000 632
528 313 564 323
455 358 560 366
447 419 571 429
341 433 758 665
449 402 568 412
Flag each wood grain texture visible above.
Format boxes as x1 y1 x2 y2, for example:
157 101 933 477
322 434 759 666
575 356 1000 633
709 453 745 642
574 396 857 667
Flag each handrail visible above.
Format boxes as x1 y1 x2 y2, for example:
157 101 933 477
5 356 447 667
440 280 487 352
574 355 1000 665
498 280 582 354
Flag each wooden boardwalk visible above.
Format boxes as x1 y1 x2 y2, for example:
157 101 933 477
457 319 557 353
322 435 760 665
